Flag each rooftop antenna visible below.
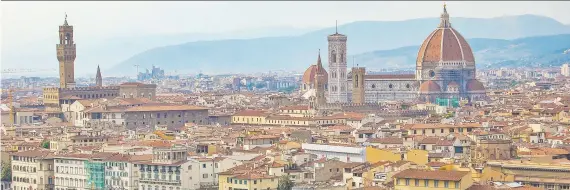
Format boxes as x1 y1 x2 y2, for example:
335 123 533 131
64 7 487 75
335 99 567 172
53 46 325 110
335 20 338 34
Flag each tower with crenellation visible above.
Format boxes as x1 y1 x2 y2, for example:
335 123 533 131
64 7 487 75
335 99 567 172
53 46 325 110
56 14 76 88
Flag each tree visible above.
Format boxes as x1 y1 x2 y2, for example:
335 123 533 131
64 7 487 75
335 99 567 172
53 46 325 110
277 175 294 190
1 161 11 182
41 141 50 149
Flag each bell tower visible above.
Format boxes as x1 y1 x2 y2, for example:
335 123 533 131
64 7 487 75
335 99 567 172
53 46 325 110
57 13 76 88
327 21 348 103
314 50 327 107
351 67 366 104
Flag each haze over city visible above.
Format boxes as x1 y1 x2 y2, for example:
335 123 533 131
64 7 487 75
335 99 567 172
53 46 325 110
2 1 570 77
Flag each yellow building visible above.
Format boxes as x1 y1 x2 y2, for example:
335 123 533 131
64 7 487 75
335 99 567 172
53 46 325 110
481 160 570 189
403 123 482 137
231 110 270 125
278 105 313 117
393 169 473 190
365 147 401 163
218 172 278 190
406 149 429 166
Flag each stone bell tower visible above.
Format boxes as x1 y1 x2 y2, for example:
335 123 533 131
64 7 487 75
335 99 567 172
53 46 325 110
327 21 348 103
314 50 328 107
57 13 76 88
351 67 365 104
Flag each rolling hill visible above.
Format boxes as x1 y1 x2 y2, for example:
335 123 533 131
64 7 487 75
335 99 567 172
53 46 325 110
109 14 570 75
354 34 570 70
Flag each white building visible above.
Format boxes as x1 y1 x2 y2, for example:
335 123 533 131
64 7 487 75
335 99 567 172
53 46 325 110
105 154 138 190
53 155 91 190
134 146 200 190
302 143 365 162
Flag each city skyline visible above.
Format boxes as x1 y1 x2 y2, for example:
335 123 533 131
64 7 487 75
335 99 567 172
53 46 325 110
2 2 570 190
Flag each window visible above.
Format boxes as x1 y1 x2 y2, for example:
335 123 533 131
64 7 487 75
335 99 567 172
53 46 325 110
203 174 208 178
202 164 206 168
434 180 439 187
397 179 400 185
254 180 257 184
432 129 435 134
444 181 449 188
405 179 410 185
455 181 460 189
415 179 419 186
424 180 429 187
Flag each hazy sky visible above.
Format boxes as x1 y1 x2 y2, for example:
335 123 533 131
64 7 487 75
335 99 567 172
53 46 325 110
2 1 570 46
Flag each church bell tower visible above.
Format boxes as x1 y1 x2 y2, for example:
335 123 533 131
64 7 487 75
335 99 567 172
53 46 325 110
57 13 76 88
327 21 348 103
314 50 327 107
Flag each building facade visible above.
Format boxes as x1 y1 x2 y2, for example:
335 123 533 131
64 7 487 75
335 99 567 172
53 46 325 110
135 146 200 190
11 150 55 190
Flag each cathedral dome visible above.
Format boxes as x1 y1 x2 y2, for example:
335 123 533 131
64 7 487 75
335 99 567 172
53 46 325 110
466 79 485 92
302 65 328 84
416 5 475 65
419 80 442 93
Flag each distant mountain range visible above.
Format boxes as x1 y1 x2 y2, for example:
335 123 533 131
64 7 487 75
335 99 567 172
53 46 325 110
109 14 570 75
355 34 570 70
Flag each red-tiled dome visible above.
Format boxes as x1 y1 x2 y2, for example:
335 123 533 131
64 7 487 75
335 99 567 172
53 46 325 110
302 65 328 84
416 6 474 65
466 79 485 92
419 80 442 93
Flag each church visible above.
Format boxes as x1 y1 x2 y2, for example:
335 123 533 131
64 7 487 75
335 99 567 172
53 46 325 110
301 4 486 106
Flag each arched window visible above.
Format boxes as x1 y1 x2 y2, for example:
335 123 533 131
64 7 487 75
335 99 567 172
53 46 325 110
65 33 71 45
340 51 345 62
